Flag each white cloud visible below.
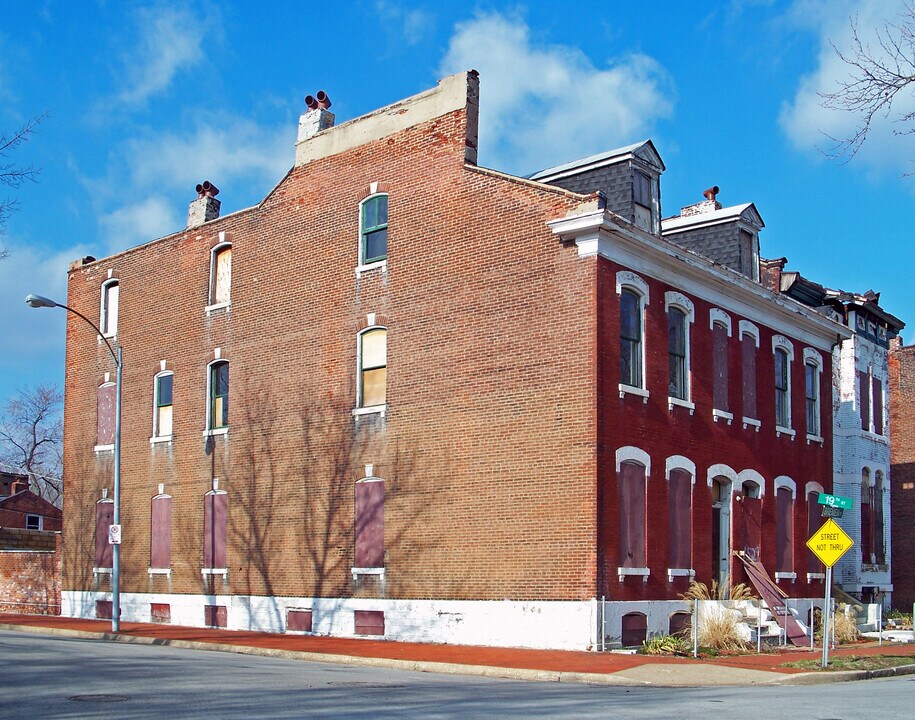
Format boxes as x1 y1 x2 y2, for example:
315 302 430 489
375 1 434 45
122 116 294 194
438 12 674 174
780 0 915 176
99 195 179 251
113 4 209 107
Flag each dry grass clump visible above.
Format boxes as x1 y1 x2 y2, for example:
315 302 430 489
679 580 756 602
817 605 860 644
696 608 751 652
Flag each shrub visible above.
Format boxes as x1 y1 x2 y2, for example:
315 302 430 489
641 634 692 656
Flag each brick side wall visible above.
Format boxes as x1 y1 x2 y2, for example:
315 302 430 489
889 343 915 607
62 105 598 603
0 529 61 614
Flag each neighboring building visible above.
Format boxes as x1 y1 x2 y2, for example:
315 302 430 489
772 269 904 607
889 339 915 608
60 71 852 649
0 483 63 532
0 470 29 499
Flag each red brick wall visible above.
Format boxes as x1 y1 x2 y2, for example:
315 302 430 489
889 342 915 608
0 492 62 532
0 529 61 614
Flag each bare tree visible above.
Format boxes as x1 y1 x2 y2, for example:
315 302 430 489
819 3 915 164
1 113 46 255
0 384 63 505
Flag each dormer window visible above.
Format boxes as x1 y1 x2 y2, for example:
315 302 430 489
633 170 654 233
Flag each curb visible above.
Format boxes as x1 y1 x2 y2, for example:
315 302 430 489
3 623 913 687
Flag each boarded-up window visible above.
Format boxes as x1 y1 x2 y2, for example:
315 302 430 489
741 334 757 419
873 378 884 435
97 382 117 446
775 487 793 573
354 609 385 636
155 372 173 437
287 609 313 632
205 605 227 628
669 612 691 637
96 600 113 619
204 491 228 569
95 500 114 569
211 245 232 305
209 361 229 429
150 495 172 569
621 612 647 646
620 290 642 388
805 362 819 436
150 603 171 624
359 329 387 407
712 322 729 411
774 348 790 427
101 280 119 336
668 469 691 569
874 473 885 564
861 471 873 563
355 480 385 568
859 370 870 431
737 494 762 562
806 492 823 573
618 461 647 568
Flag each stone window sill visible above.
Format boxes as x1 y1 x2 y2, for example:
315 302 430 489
806 433 824 445
355 259 387 278
352 405 387 418
776 425 795 440
201 568 228 577
351 566 386 579
150 435 173 445
94 444 115 454
742 417 761 432
618 567 650 583
712 409 733 425
775 572 797 582
205 301 231 315
148 568 171 576
202 427 229 438
619 384 649 403
667 568 695 582
668 397 695 414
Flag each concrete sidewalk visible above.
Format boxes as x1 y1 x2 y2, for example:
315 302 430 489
3 614 914 687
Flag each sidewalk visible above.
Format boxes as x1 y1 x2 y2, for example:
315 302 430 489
3 613 914 687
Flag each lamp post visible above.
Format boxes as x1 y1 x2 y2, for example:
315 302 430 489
26 293 123 633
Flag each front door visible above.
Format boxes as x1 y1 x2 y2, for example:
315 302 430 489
711 478 731 594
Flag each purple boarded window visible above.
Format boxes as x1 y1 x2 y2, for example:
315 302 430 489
150 495 172 569
668 612 691 637
205 605 227 628
354 610 385 636
806 492 823 573
712 322 729 411
355 480 385 568
737 495 762 561
741 334 757 419
204 491 227 569
775 487 793 573
859 371 870 431
95 500 114 568
861 473 874 563
618 462 647 568
873 378 884 435
668 469 691 569
287 609 313 632
621 612 647 647
874 473 885 564
96 600 113 619
97 383 116 446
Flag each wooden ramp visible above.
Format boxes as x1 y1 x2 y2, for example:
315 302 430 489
735 552 809 646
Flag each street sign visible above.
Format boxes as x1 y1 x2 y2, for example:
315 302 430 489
821 506 844 519
806 518 853 568
108 524 122 545
817 492 853 511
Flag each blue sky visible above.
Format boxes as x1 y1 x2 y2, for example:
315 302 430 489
1 0 913 406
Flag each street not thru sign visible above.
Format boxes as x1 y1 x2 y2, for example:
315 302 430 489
806 518 853 568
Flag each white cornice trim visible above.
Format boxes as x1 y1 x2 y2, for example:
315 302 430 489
547 210 850 351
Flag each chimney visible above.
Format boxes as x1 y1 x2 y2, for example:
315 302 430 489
11 479 29 494
679 186 722 218
187 180 221 228
759 257 787 292
297 90 335 143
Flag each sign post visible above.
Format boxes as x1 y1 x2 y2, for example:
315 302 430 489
806 517 854 667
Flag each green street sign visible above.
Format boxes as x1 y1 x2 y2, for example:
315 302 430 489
818 493 853 511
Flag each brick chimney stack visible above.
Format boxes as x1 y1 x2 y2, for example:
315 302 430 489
298 90 335 143
187 180 221 228
759 257 787 292
10 479 29 494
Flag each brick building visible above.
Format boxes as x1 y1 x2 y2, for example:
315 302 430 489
0 471 62 532
61 71 852 648
889 340 915 608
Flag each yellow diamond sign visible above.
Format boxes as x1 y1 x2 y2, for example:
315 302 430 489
806 518 854 568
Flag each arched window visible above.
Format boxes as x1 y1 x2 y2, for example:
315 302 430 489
100 279 119 336
667 467 692 570
153 371 174 438
774 348 790 428
358 328 387 408
209 242 232 306
619 460 647 569
621 612 648 647
203 487 228 570
620 289 644 389
96 381 116 448
712 321 730 412
95 496 114 570
360 194 388 265
668 307 688 400
207 360 229 430
150 490 172 571
861 469 873 563
874 471 885 564
355 477 385 569
775 481 794 574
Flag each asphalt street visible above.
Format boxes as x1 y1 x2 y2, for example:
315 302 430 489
1 630 912 719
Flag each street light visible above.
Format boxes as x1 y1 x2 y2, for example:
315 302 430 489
25 293 123 633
